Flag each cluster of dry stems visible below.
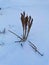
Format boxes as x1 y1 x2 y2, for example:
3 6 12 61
21 11 33 41
8 11 43 56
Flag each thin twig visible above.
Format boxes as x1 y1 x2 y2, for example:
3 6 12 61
8 30 23 40
15 40 25 43
8 30 27 43
28 41 43 56
28 41 37 49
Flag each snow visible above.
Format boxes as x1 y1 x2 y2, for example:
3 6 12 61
0 0 49 65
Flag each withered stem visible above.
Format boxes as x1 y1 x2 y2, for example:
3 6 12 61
8 30 23 40
28 41 43 56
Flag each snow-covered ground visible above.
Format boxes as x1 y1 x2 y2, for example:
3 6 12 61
0 0 49 65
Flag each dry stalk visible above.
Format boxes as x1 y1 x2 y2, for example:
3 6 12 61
8 12 43 56
21 11 25 38
28 41 43 56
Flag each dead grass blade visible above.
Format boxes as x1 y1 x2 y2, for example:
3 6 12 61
21 12 25 37
27 17 33 38
24 16 28 37
28 41 37 49
8 30 23 40
8 30 27 43
28 41 43 56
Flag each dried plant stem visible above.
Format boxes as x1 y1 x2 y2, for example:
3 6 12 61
21 12 25 38
8 30 27 42
23 28 25 38
28 41 37 49
8 30 23 40
15 40 24 43
24 16 28 37
28 41 43 56
27 19 33 38
27 27 30 38
36 50 43 56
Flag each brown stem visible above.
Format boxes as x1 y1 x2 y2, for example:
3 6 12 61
28 41 37 49
29 41 43 56
8 30 23 40
8 30 27 42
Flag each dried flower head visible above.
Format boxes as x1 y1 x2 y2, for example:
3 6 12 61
20 12 33 40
